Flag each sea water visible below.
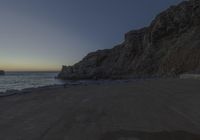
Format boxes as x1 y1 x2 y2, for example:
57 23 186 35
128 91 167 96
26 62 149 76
0 72 64 93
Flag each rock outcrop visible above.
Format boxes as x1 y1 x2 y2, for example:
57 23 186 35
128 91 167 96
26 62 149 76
0 70 5 75
58 0 200 80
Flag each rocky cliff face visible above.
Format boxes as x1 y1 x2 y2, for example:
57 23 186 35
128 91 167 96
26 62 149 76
58 0 200 80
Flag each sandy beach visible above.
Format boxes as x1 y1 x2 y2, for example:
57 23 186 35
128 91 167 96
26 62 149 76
0 79 200 140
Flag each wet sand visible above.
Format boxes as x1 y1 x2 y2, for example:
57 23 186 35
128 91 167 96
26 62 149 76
0 79 200 140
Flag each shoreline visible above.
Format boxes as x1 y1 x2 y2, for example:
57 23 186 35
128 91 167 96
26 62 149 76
0 77 175 97
1 74 197 97
0 79 135 97
0 84 64 97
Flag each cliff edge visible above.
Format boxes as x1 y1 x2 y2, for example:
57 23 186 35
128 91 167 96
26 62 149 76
58 0 200 80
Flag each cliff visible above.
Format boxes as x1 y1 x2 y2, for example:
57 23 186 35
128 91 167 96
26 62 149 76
58 0 200 80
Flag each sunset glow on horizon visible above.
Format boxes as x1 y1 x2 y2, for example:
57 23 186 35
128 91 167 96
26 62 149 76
0 0 183 71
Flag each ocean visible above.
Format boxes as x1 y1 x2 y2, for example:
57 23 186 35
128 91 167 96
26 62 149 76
0 72 64 93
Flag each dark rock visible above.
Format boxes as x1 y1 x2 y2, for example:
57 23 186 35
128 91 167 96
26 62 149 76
0 70 5 75
58 0 200 80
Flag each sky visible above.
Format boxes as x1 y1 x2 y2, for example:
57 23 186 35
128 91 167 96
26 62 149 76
0 0 183 71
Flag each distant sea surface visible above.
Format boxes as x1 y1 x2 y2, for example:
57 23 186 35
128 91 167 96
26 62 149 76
0 72 64 93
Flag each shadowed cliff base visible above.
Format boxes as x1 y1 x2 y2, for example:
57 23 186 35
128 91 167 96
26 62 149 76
101 130 200 140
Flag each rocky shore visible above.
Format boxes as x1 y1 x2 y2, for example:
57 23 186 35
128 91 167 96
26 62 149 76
58 0 200 80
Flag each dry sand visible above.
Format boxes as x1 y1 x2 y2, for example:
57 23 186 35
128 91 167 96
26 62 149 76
0 79 200 140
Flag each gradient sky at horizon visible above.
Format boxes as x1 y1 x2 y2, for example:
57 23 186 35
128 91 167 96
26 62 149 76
0 0 183 71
